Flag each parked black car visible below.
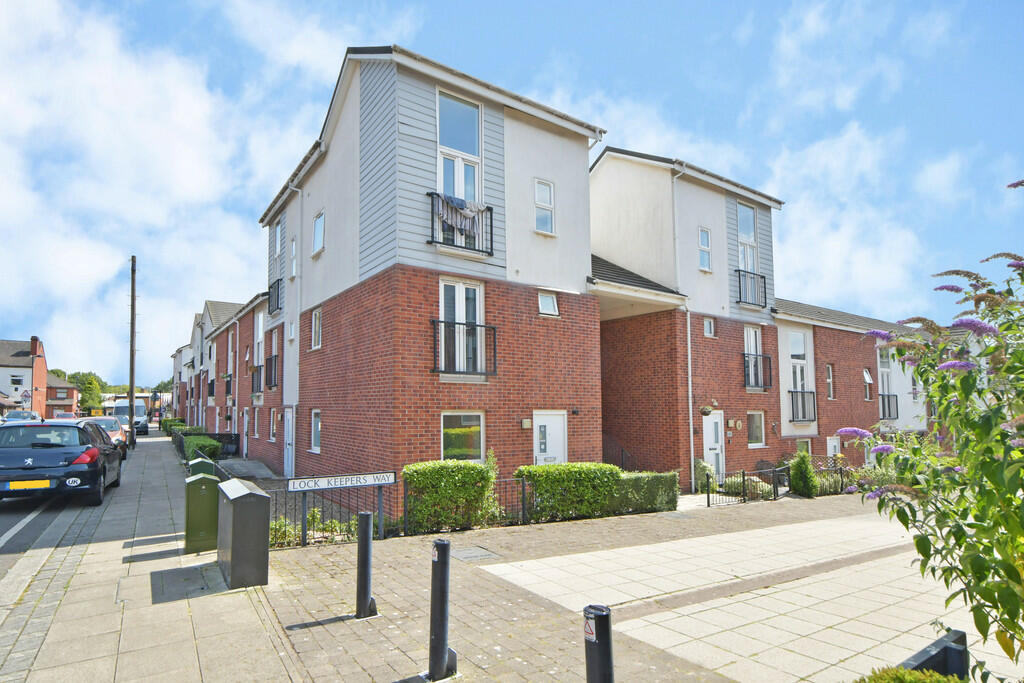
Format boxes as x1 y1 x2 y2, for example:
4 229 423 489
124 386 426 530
0 420 122 506
133 414 149 436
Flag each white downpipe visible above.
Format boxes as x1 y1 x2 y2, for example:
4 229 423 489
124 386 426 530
287 183 303 414
686 307 695 493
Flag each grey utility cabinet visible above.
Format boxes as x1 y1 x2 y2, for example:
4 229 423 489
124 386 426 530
217 478 271 589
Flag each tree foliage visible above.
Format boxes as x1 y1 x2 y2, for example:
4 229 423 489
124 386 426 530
846 254 1024 679
49 368 67 380
79 376 102 410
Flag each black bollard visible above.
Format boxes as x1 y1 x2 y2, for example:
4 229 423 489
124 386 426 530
584 604 613 683
355 512 377 618
428 539 457 680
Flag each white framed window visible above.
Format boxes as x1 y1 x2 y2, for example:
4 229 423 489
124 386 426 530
863 368 873 401
878 349 892 394
796 438 811 455
437 91 480 203
698 227 712 271
312 212 325 255
441 412 484 461
826 364 835 399
310 410 321 453
272 329 279 356
911 373 920 401
747 411 765 448
438 278 485 373
269 408 277 441
10 375 23 386
737 203 758 273
253 407 259 438
275 217 284 256
790 332 807 391
290 238 296 278
538 292 559 316
288 322 295 341
56 389 67 399
744 326 765 388
311 308 322 349
535 179 554 234
227 331 234 370
703 317 715 337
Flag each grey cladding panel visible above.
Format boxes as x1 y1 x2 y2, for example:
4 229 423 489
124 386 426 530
727 195 771 323
359 60 399 279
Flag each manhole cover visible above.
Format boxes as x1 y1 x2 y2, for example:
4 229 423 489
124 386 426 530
451 545 500 562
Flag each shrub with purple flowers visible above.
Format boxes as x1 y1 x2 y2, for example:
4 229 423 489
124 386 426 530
846 252 1024 678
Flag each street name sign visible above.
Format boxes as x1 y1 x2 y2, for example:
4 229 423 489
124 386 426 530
286 471 396 492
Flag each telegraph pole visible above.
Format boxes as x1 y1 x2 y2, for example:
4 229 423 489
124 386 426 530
129 255 137 449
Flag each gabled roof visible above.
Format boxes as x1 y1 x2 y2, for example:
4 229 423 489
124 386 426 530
204 301 245 331
774 298 914 335
591 146 783 210
590 255 681 296
46 373 76 388
260 44 606 225
208 291 269 339
0 340 32 368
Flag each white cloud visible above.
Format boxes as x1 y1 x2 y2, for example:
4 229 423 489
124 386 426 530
767 122 928 320
913 152 969 205
901 8 953 57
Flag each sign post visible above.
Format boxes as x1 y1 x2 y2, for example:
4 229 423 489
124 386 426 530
285 471 396 493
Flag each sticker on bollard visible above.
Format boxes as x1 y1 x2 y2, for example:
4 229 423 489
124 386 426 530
584 614 596 642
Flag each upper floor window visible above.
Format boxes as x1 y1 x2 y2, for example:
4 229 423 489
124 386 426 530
698 227 712 271
311 410 321 453
438 92 480 202
703 317 715 337
911 373 920 400
10 375 23 386
312 212 325 255
863 368 873 400
535 180 554 234
826 364 835 399
311 308 322 349
56 389 67 399
878 349 892 395
271 328 279 356
790 332 807 391
737 203 757 273
275 217 284 256
538 292 559 316
290 238 296 278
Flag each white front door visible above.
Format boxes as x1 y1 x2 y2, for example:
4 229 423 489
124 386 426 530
702 411 725 477
242 409 249 459
284 408 295 477
533 411 567 466
827 436 840 466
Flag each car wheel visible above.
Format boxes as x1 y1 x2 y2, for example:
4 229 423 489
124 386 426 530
86 468 106 506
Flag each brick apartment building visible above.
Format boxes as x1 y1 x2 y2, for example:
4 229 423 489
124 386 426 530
172 46 925 492
44 372 79 418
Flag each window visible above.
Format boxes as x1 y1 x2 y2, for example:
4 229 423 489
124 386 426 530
253 408 259 438
744 326 766 388
790 332 807 391
863 368 873 400
703 317 715 337
441 412 484 461
878 349 892 393
312 212 324 254
56 389 67 399
535 180 554 234
538 292 558 316
796 439 811 455
290 238 296 278
911 373 920 400
698 227 712 271
439 279 485 373
269 408 277 441
311 410 321 453
10 375 23 386
737 203 757 273
227 331 234 370
272 329 278 356
438 92 480 202
275 218 284 255
747 412 765 447
826 364 835 399
311 308 322 349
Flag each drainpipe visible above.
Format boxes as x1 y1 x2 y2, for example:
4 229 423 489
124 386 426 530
287 182 303 457
686 306 695 493
233 318 240 439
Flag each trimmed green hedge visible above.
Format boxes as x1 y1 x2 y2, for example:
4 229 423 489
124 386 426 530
169 423 202 436
722 474 774 500
853 667 964 682
695 459 717 493
403 459 497 533
183 435 221 460
160 417 185 433
608 471 679 513
516 462 621 521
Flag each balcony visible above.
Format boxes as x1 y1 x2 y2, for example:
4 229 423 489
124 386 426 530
742 353 772 389
880 393 899 420
265 355 279 388
431 320 497 376
268 278 283 315
426 192 494 258
789 390 817 422
736 269 767 308
251 367 263 394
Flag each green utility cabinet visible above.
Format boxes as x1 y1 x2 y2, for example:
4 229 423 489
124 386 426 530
185 473 219 553
188 457 215 477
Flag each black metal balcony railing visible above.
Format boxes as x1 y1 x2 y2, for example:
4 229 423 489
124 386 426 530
743 353 772 389
431 320 497 375
265 356 279 388
225 375 232 397
208 379 215 397
268 278 283 315
426 192 494 257
251 367 263 394
880 393 899 420
736 269 768 307
789 390 817 422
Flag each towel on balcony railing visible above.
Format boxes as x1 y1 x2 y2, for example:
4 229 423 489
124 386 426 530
437 194 487 239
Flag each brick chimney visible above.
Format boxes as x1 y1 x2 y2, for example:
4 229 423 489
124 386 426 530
30 336 41 356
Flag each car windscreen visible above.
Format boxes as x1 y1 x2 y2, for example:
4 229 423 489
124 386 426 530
0 426 90 448
93 418 120 430
116 415 130 425
5 411 34 420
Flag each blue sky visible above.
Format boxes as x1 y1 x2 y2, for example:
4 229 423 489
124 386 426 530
1 0 1021 384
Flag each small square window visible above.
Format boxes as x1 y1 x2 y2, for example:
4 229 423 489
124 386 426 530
703 318 715 337
535 180 554 234
538 292 559 316
311 410 321 452
312 212 325 254
747 412 764 447
796 438 811 455
10 375 23 386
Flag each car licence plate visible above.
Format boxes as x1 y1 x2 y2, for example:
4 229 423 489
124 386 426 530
9 480 51 490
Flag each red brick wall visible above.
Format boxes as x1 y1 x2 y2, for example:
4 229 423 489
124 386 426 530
44 386 78 418
30 337 47 416
809 326 877 466
294 264 602 483
175 381 188 419
247 323 283 473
